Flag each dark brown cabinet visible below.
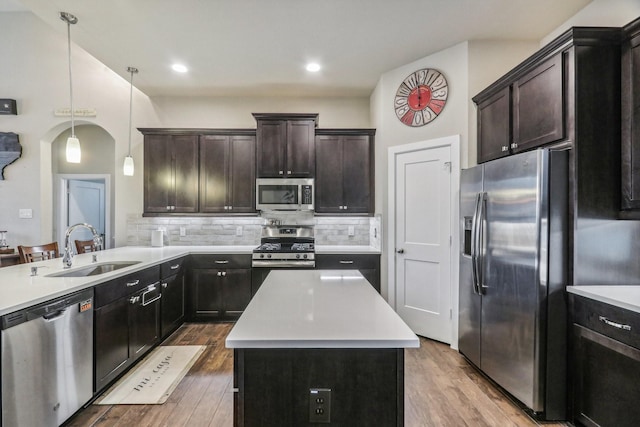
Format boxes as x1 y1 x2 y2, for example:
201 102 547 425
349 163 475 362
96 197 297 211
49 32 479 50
622 19 640 210
94 266 161 392
189 254 252 319
253 113 317 178
315 130 375 214
475 53 564 164
315 253 380 293
512 54 564 153
477 87 511 162
570 294 640 427
200 134 256 213
473 28 620 165
143 134 199 213
160 257 186 339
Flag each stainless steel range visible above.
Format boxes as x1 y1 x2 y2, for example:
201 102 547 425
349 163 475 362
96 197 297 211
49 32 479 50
252 225 315 268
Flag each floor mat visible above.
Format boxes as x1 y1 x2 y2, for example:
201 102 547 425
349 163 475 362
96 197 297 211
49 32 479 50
95 345 205 405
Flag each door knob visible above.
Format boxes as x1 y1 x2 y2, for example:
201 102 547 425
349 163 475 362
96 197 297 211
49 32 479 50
397 249 404 254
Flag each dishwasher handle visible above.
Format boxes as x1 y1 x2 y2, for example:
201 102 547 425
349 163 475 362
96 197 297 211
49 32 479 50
42 308 68 321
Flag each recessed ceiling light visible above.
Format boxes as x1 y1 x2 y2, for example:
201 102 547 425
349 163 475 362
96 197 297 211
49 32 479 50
172 64 188 73
306 62 321 72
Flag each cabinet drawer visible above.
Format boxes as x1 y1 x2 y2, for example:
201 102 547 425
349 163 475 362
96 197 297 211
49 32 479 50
190 254 251 269
95 266 160 308
315 254 379 270
571 294 640 349
161 257 186 278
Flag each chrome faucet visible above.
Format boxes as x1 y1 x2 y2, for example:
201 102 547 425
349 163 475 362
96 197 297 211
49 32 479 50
62 223 103 269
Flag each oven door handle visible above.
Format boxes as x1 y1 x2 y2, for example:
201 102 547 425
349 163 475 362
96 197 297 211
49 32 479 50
252 260 316 268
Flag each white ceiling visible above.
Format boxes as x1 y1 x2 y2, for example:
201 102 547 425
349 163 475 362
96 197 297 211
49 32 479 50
7 0 591 97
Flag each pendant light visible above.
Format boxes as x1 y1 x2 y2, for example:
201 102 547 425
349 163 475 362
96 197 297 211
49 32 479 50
123 66 138 176
60 12 81 163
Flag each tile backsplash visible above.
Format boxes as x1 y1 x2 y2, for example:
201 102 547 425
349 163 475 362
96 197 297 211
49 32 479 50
126 214 381 249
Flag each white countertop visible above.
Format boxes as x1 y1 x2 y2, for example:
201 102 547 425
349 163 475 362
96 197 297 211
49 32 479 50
225 269 419 349
567 285 640 314
0 245 254 316
0 245 380 317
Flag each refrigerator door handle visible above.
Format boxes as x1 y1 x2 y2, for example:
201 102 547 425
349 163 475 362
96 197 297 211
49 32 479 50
477 192 487 295
470 192 482 295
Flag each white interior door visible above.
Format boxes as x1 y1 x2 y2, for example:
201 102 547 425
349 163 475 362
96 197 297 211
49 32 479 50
67 179 105 244
391 139 455 343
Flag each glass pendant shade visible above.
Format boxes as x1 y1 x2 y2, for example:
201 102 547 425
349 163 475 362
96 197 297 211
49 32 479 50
123 155 134 176
66 136 81 163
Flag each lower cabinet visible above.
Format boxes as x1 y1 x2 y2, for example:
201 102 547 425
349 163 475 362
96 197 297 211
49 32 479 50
94 266 161 393
570 295 640 427
189 254 252 320
160 258 186 339
315 254 381 292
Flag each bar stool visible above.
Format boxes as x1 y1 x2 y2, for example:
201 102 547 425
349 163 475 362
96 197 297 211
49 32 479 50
17 242 60 263
74 239 99 254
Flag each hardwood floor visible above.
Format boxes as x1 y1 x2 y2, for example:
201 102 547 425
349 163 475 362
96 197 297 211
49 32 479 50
68 323 567 427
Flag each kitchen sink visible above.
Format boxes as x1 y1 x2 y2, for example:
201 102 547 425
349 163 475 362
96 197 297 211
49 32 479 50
46 261 141 278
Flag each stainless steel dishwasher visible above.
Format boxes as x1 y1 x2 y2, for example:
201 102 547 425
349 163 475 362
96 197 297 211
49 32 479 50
1 288 94 427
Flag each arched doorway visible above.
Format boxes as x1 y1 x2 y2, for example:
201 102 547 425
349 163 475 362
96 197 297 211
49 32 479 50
43 123 116 251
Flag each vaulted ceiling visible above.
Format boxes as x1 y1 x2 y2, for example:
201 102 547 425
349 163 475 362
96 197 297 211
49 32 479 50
6 0 591 97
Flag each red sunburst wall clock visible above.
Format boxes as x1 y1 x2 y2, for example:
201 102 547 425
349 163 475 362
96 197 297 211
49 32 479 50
394 68 448 127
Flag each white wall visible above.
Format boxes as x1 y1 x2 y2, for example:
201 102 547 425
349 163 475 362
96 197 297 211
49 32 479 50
0 12 156 248
148 96 370 129
542 0 640 46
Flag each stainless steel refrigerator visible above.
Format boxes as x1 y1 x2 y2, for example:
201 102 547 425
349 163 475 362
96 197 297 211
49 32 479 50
459 148 568 421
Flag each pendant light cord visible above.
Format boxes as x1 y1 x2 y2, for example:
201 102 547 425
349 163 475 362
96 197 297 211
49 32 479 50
60 12 78 138
127 67 138 156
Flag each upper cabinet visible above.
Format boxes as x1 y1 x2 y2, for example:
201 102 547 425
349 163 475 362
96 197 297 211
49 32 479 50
140 129 257 216
622 18 640 211
253 113 317 178
143 133 199 213
200 134 256 213
476 87 511 162
473 27 620 165
315 129 375 215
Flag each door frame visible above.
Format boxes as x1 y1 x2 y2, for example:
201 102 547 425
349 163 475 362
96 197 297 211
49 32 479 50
387 135 461 349
55 174 111 251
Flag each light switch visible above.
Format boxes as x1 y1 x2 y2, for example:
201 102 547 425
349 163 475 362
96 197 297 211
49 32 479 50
236 226 243 236
348 226 355 236
19 208 32 219
179 226 186 236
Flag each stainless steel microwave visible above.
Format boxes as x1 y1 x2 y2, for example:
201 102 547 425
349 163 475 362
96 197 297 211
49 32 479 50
256 178 314 211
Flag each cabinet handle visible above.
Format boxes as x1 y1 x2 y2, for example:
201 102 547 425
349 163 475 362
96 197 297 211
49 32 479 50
170 264 180 270
228 206 233 210
287 170 292 175
501 145 508 152
129 296 140 304
344 205 348 210
162 282 168 288
511 143 518 149
166 206 172 210
339 260 354 264
222 271 227 277
126 279 140 287
599 316 632 331
279 170 284 175
215 260 229 264
217 271 222 277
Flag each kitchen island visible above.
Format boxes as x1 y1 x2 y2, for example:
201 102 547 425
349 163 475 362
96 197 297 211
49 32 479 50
226 269 419 426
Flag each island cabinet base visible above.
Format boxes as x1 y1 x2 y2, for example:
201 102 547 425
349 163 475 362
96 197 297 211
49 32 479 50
233 348 404 426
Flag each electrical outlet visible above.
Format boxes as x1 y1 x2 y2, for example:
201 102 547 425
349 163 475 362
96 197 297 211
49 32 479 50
348 226 355 236
309 388 331 423
236 225 243 236
179 226 186 237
